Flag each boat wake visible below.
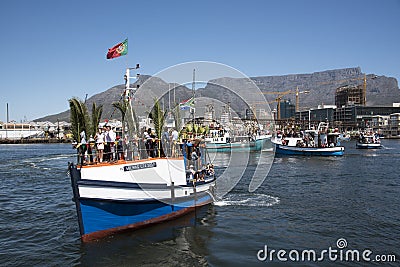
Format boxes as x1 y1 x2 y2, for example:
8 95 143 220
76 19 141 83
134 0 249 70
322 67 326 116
214 193 280 207
23 154 74 170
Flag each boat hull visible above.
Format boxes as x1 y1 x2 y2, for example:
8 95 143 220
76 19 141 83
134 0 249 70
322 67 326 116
206 139 265 152
69 163 215 242
78 193 213 242
356 142 382 149
275 144 344 156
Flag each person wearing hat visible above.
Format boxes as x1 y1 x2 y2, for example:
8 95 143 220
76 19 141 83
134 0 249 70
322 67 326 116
189 164 196 183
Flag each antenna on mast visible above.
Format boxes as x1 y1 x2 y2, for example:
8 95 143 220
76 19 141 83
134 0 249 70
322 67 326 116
191 69 196 131
124 64 140 101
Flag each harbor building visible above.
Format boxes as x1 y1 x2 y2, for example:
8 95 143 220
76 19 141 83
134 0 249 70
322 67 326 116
279 100 295 119
387 113 400 137
296 105 336 124
334 105 400 129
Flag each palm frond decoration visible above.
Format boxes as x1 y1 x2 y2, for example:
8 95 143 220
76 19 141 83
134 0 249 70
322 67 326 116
172 105 182 132
69 97 90 142
112 101 127 123
91 102 103 137
152 99 165 139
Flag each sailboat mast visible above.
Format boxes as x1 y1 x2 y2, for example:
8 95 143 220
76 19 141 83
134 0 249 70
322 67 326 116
192 69 196 132
124 65 140 138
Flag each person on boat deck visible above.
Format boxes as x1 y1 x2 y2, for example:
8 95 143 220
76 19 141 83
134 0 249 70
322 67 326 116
189 164 198 183
206 163 215 176
115 136 123 160
107 126 116 161
186 139 193 161
199 139 206 167
78 131 87 165
150 130 157 157
170 128 179 157
88 135 95 163
103 126 110 161
95 128 105 163
144 128 154 158
162 128 170 157
133 136 140 160
191 148 199 169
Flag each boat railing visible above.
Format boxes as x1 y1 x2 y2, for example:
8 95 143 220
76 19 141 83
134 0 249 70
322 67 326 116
74 138 212 169
74 140 184 166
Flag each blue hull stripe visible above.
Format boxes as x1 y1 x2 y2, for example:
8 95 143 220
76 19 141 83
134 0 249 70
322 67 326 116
276 146 344 156
79 194 212 236
78 178 216 189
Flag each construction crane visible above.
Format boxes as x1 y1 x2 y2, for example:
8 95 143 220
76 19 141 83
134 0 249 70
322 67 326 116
295 87 310 112
261 88 309 119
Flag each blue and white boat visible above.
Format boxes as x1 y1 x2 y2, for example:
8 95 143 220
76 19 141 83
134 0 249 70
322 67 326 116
356 132 382 149
69 68 216 242
68 157 215 242
272 122 344 156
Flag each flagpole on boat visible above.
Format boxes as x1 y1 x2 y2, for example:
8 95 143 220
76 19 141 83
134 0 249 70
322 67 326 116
191 69 196 137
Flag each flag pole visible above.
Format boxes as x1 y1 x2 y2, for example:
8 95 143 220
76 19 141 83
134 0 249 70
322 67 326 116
191 69 195 136
125 37 129 73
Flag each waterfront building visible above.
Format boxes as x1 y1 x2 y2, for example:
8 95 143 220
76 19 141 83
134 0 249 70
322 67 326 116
333 105 400 129
387 113 400 137
280 100 295 119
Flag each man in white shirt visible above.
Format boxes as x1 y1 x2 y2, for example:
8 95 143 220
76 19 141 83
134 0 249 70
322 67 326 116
106 126 116 161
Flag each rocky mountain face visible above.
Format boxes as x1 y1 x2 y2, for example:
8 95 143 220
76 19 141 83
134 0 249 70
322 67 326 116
37 67 400 122
250 67 400 109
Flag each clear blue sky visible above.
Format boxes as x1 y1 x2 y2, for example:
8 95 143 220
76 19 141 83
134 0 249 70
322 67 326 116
0 0 399 122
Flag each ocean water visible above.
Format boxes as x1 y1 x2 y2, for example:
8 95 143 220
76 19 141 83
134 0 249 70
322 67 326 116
0 141 399 266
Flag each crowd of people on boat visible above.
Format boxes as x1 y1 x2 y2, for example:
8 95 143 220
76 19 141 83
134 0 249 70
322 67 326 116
359 131 381 144
277 128 341 148
73 125 211 172
187 163 215 184
73 125 124 164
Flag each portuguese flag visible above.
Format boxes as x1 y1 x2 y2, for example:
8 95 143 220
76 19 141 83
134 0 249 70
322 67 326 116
106 39 128 59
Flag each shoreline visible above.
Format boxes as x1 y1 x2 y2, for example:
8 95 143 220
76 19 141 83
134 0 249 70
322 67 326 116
0 138 69 144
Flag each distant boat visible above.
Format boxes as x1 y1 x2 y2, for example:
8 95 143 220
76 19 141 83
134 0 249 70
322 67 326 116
204 129 267 152
356 131 382 149
272 122 344 156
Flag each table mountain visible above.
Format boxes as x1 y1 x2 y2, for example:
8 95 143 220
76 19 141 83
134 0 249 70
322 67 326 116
37 67 400 122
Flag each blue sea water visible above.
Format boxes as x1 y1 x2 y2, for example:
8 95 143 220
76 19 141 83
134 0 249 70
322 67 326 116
0 141 399 266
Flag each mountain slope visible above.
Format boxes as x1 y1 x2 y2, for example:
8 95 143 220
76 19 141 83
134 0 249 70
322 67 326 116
37 67 400 122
